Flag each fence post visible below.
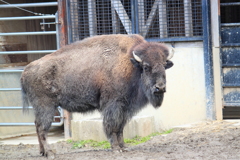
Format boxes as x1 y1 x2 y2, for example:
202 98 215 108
184 0 193 37
202 0 215 120
58 0 71 139
159 0 168 38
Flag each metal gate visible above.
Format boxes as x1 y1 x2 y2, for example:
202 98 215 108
0 2 63 126
220 1 240 119
68 0 203 43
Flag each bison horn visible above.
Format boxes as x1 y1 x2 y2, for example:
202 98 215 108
167 47 174 60
133 51 142 62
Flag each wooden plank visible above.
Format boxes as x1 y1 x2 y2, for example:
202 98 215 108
111 0 132 34
88 0 97 36
184 0 193 37
142 0 160 37
159 0 167 38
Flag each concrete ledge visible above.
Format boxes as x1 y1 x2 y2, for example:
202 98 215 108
71 115 155 141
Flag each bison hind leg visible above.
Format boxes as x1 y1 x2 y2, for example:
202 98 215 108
34 102 57 158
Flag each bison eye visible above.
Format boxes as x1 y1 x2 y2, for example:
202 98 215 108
143 65 151 72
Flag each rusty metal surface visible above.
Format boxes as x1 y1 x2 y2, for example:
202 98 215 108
58 0 68 47
58 0 71 139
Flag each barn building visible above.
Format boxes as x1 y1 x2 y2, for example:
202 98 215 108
0 0 238 141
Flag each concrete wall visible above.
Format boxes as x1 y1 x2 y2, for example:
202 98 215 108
72 42 207 140
139 42 206 130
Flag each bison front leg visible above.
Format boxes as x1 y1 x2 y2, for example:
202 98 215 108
103 104 127 151
117 130 125 149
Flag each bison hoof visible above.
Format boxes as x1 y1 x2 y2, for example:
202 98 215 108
112 147 129 153
40 150 55 159
120 147 130 152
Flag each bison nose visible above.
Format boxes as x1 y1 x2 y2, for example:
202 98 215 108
154 85 166 94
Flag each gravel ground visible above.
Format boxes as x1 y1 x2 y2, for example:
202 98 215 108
1 120 240 160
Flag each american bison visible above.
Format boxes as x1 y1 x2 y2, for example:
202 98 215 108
21 34 174 157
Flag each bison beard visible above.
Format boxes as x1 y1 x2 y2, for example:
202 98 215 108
151 93 164 108
21 34 174 157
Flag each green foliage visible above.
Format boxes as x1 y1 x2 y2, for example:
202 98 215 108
67 129 173 149
162 129 174 134
66 139 73 143
67 139 110 149
124 129 174 146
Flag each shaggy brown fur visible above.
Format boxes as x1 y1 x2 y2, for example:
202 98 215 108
21 34 174 157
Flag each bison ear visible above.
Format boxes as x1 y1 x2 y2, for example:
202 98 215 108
165 60 174 69
131 51 143 70
131 58 141 68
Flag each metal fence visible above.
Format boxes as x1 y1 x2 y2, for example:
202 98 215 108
0 2 63 126
68 0 203 43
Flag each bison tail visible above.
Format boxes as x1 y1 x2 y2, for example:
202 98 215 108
21 79 30 114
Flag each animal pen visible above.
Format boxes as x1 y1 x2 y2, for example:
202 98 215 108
1 0 238 139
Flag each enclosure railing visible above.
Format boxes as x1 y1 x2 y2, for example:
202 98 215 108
68 0 203 43
0 2 63 126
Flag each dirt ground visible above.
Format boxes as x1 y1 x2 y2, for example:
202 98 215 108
1 120 240 160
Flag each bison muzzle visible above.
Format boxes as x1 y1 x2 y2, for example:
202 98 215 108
21 34 174 157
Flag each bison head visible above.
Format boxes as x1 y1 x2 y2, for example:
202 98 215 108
131 42 174 108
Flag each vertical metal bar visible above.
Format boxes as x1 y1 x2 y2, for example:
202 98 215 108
211 0 220 48
131 0 135 34
88 0 97 36
211 0 222 120
159 0 168 38
184 0 193 37
135 0 142 34
58 0 71 139
55 12 60 49
58 0 68 47
66 0 73 44
202 0 215 120
69 0 80 42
